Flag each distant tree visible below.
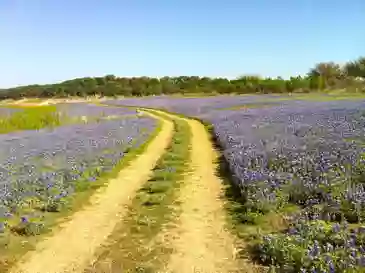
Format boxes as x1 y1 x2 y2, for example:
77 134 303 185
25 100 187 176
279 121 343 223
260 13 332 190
308 62 341 78
345 57 365 79
308 62 344 88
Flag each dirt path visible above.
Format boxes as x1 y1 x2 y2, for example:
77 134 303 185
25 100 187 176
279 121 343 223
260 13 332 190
149 110 242 273
11 112 174 273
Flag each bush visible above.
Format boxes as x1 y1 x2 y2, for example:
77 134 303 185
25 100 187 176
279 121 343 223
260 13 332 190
257 220 365 272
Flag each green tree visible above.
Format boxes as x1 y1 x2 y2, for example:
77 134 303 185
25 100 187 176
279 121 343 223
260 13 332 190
345 57 365 78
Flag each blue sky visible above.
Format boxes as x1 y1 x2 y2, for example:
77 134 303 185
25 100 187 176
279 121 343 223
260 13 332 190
0 0 364 88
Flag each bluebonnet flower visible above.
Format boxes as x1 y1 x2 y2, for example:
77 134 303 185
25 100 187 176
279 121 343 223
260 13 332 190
328 261 335 273
21 216 29 223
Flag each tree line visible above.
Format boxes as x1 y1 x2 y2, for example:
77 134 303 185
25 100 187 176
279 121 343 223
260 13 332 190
1 57 364 100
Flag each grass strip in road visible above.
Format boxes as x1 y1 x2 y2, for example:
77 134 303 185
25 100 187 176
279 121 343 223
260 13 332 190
86 116 191 273
0 116 163 273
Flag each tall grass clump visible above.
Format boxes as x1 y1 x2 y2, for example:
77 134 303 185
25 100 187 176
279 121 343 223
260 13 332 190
0 106 62 133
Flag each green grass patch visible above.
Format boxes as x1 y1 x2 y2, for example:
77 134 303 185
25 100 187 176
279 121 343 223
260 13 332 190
0 105 63 134
0 116 162 273
85 116 191 273
291 92 365 101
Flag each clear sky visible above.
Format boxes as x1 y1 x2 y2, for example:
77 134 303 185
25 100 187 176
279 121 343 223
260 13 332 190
0 0 364 88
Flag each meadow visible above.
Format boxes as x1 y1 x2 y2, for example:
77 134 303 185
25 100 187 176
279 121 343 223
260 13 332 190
1 93 365 272
109 94 365 272
0 103 158 270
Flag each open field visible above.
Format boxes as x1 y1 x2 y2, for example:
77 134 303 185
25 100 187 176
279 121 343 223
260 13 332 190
1 94 365 272
108 95 365 272
0 103 159 271
1 2 364 271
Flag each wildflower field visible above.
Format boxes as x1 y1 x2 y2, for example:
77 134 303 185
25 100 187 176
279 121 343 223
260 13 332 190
109 94 365 272
0 102 158 270
1 2 364 270
1 94 365 272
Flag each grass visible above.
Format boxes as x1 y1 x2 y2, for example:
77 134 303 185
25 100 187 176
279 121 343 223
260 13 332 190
291 92 365 101
85 115 191 273
0 105 63 134
218 101 283 111
0 115 163 273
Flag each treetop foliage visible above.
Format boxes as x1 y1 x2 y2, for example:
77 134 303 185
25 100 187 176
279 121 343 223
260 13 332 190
1 56 364 100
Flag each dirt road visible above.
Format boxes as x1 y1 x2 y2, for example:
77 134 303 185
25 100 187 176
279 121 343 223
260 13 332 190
149 110 242 273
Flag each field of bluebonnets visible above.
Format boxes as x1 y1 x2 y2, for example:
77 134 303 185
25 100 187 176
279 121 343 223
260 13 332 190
109 95 365 272
0 103 157 240
0 106 22 117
